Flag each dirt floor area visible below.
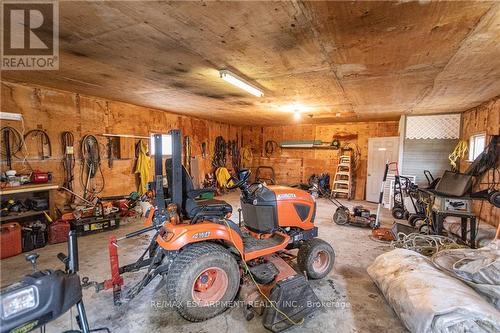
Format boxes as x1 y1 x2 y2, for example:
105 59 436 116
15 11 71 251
1 192 407 333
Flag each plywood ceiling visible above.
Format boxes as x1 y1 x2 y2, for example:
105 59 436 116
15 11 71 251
3 1 500 125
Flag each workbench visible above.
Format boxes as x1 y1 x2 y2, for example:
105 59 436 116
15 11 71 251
432 210 477 249
0 183 59 223
420 188 478 248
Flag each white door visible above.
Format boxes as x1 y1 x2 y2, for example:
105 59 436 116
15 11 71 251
366 137 399 202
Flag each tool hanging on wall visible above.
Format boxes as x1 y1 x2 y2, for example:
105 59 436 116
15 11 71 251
61 131 75 204
80 134 104 199
1 126 23 169
240 146 253 168
231 137 240 171
212 136 227 168
24 129 52 159
107 137 113 168
201 142 207 159
184 136 191 174
264 140 279 158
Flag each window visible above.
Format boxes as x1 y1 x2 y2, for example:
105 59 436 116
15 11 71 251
468 134 486 161
150 134 172 155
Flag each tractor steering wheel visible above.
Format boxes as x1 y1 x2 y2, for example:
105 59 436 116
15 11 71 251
226 170 251 190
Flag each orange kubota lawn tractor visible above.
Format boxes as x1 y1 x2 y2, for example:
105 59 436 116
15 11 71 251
92 130 335 332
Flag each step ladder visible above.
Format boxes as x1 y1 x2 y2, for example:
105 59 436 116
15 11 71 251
332 155 353 199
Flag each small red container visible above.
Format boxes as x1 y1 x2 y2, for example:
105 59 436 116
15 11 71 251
31 170 49 183
48 220 70 244
1 223 22 259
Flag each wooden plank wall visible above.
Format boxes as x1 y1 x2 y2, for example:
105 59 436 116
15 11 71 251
241 121 399 200
1 81 241 211
460 96 500 227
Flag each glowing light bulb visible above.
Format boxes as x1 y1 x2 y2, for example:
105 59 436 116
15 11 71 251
294 110 301 121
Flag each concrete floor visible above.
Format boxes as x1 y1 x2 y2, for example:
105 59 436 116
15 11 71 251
1 193 407 333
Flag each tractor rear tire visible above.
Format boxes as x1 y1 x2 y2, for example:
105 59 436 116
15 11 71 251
166 242 240 322
297 238 335 279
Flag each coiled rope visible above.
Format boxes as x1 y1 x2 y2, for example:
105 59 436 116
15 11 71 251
391 232 465 257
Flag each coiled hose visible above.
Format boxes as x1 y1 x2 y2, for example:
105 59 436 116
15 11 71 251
24 129 52 159
264 140 279 158
80 134 104 198
212 136 227 168
1 126 23 169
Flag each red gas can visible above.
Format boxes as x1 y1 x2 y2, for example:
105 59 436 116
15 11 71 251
48 219 70 244
1 223 22 259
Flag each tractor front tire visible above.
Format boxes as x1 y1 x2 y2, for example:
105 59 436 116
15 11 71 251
297 238 335 279
166 242 240 322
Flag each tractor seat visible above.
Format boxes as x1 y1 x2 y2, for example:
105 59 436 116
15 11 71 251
185 198 232 220
166 158 233 220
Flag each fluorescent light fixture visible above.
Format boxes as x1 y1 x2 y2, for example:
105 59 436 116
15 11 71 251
0 112 23 121
219 69 263 97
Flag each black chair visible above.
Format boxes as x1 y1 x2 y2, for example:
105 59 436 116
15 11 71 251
165 159 232 221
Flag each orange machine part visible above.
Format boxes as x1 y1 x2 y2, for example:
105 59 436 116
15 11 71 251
155 220 291 262
143 207 155 226
270 186 315 230
156 221 245 253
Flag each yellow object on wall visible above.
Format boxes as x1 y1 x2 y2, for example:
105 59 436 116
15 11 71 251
135 140 151 195
449 140 468 171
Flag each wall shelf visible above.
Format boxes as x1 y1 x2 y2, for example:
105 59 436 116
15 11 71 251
0 210 48 223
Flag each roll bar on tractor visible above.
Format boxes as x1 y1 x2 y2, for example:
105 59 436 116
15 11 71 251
86 129 183 305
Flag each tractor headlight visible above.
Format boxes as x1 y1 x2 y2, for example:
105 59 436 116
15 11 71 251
1 286 39 319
